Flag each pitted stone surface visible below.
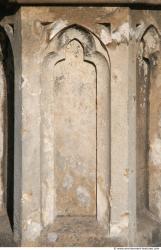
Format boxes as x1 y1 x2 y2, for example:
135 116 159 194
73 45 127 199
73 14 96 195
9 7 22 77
0 3 161 248
54 40 96 216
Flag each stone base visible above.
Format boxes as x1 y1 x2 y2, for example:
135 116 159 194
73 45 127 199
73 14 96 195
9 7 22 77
137 212 161 247
40 217 122 247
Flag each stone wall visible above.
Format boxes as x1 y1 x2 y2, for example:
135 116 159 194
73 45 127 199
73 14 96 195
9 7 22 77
0 1 161 247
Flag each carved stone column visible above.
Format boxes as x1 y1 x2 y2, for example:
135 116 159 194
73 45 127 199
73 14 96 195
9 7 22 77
9 1 161 247
13 6 132 246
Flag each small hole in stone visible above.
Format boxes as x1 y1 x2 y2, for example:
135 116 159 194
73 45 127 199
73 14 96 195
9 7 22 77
41 22 53 26
136 23 141 28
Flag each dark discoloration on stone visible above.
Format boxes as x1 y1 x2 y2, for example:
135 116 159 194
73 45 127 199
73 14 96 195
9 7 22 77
0 211 16 247
8 0 161 6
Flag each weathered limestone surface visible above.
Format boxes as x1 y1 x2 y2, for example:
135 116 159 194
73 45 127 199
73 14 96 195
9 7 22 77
0 1 161 248
134 9 161 246
11 6 161 247
16 6 111 246
54 40 97 216
13 6 134 247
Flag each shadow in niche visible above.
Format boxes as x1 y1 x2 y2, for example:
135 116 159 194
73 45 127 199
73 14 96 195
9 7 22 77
141 55 151 210
0 26 14 230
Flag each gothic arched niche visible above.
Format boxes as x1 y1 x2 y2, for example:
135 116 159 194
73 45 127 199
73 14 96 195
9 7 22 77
0 26 14 228
137 25 161 221
41 25 111 233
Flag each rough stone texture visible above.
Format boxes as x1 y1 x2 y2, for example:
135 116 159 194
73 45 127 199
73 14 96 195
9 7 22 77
13 6 133 246
133 9 161 246
40 217 123 247
54 40 96 216
11 6 161 247
0 3 161 248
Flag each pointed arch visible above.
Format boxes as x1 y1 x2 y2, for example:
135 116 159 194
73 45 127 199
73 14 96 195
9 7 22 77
40 24 111 232
137 24 161 221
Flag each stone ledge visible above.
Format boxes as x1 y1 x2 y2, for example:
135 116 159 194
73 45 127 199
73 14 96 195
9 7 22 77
6 0 161 5
40 217 124 247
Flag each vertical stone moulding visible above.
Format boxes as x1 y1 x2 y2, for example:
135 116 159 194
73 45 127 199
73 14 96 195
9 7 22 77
40 24 111 245
137 25 161 241
0 25 14 226
0 29 6 214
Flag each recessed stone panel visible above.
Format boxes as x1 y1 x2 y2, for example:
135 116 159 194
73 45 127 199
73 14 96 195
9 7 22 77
54 40 96 216
41 24 110 231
